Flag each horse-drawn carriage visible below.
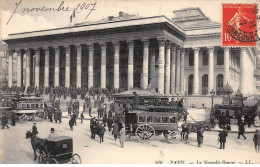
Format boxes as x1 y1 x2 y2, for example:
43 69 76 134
14 97 47 123
26 131 81 164
125 110 181 143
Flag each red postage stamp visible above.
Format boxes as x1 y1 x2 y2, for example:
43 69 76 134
222 4 258 46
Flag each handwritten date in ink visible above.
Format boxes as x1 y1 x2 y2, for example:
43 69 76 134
7 0 97 25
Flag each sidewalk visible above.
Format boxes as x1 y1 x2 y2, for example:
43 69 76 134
210 124 260 133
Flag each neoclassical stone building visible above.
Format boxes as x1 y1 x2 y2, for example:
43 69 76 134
4 8 257 97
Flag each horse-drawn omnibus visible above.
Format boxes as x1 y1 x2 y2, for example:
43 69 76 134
125 110 181 143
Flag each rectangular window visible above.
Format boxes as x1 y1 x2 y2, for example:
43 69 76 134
138 116 145 123
146 116 153 123
203 51 208 66
161 116 169 123
36 104 39 108
153 116 160 123
169 117 176 124
31 104 36 109
22 104 26 109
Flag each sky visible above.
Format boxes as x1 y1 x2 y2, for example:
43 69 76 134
1 0 259 39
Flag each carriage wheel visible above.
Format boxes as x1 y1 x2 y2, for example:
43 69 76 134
135 124 155 142
167 130 181 144
49 158 58 164
71 153 82 164
38 154 47 164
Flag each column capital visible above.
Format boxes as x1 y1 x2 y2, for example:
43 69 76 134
100 42 106 49
180 48 185 53
16 50 22 55
176 45 181 51
75 44 82 51
113 41 120 49
64 45 70 52
158 38 166 46
171 43 177 51
192 47 200 52
127 40 134 48
223 47 231 51
34 48 40 54
24 48 31 53
87 44 94 51
207 46 214 52
142 39 149 47
42 47 50 51
53 46 60 51
165 41 171 49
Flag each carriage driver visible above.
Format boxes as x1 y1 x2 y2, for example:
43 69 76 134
48 128 58 139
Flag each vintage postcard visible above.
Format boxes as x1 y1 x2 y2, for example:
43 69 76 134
0 0 260 165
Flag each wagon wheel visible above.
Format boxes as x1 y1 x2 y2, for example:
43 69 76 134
48 158 58 164
71 153 82 164
135 124 155 142
38 154 47 164
167 130 181 144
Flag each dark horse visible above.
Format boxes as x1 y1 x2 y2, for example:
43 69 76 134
181 122 210 141
25 131 46 160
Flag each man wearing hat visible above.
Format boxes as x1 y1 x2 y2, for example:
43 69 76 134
218 127 228 149
253 129 260 152
32 123 38 137
48 128 58 138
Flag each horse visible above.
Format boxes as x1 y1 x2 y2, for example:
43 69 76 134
181 122 210 142
25 131 47 161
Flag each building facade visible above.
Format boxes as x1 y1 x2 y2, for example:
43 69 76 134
3 8 257 97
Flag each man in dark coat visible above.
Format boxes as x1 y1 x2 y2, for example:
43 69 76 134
11 113 16 126
98 123 106 143
218 127 228 149
90 117 97 139
253 129 260 152
107 116 113 132
1 113 9 129
32 123 38 137
238 123 247 139
197 128 204 147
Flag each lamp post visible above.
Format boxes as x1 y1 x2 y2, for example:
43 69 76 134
210 89 215 112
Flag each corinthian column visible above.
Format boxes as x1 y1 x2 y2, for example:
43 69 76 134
193 47 199 95
16 50 22 87
54 47 60 87
175 46 180 95
113 42 120 89
44 47 50 87
165 41 171 94
88 44 94 88
142 39 149 89
158 38 165 94
240 47 247 94
170 44 176 94
34 48 40 87
208 46 214 94
76 45 82 88
25 49 31 88
180 48 185 95
224 47 230 85
100 43 106 89
65 46 70 88
8 50 14 87
127 40 134 90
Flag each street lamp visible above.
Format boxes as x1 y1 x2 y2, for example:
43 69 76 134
210 89 215 111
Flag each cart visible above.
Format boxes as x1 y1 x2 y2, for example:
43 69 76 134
38 136 81 164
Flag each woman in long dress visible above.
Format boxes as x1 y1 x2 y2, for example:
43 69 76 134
119 126 126 148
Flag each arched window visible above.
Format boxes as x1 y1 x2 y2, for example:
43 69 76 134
202 74 208 95
202 50 209 66
188 75 193 95
189 51 194 66
217 49 224 65
216 74 224 95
